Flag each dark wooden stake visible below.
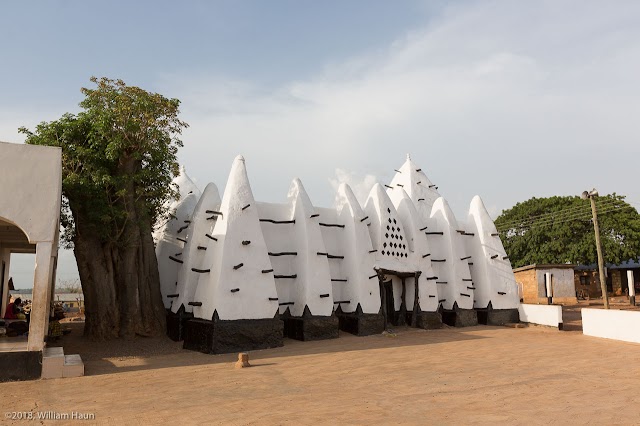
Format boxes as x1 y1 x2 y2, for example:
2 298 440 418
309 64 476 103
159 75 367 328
412 272 420 327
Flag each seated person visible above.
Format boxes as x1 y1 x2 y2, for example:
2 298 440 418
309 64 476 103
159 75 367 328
4 298 28 336
48 303 65 341
4 297 22 319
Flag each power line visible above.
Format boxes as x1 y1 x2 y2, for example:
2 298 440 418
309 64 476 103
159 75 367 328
528 205 632 228
498 205 633 232
499 205 626 231
496 198 619 229
495 198 617 228
496 204 634 232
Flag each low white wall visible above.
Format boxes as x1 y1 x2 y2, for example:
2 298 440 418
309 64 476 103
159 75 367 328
582 308 640 344
518 304 563 328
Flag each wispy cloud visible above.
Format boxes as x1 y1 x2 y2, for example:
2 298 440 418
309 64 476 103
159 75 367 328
6 1 640 286
328 168 378 207
159 1 640 215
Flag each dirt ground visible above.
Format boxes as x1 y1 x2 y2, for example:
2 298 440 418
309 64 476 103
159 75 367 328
2 307 640 425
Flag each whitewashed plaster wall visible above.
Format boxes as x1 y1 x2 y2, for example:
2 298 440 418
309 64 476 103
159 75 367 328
0 142 61 244
153 166 202 242
0 141 61 352
257 201 295 313
192 156 278 321
171 183 221 314
256 179 334 317
429 198 474 310
156 192 199 309
286 179 334 316
465 196 519 310
391 190 439 313
158 154 517 322
174 166 202 200
365 184 416 311
387 156 474 312
389 155 441 213
582 308 640 344
365 184 411 271
332 184 379 314
518 304 563 327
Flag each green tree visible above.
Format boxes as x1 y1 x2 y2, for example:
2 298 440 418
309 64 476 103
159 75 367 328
495 194 640 268
21 77 187 339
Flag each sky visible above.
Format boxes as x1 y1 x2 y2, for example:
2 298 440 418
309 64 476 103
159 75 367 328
2 0 640 288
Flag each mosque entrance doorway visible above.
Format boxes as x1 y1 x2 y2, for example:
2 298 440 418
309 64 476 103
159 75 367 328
380 279 395 328
375 268 422 329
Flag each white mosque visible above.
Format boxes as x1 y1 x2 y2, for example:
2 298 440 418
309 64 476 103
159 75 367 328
155 155 519 354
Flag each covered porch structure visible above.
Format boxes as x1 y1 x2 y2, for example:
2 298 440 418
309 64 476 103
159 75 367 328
0 141 61 381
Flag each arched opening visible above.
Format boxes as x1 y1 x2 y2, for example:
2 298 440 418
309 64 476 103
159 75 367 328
0 217 35 350
0 141 63 380
0 218 34 308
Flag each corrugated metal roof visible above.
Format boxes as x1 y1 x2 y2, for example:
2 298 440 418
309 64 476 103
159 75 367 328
513 263 575 272
575 257 640 271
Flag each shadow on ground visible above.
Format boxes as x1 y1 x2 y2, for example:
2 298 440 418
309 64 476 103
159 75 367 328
50 322 494 377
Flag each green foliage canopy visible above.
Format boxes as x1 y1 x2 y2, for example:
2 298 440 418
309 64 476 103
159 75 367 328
494 194 640 268
20 77 187 247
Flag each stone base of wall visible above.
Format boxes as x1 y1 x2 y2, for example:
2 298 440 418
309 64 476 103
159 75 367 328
336 304 385 336
0 351 42 382
393 308 408 326
282 314 339 341
441 306 478 327
183 316 284 355
476 308 519 326
166 307 193 342
409 310 443 329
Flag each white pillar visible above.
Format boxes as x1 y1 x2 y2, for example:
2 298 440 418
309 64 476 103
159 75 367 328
27 242 53 352
545 272 552 301
627 270 635 297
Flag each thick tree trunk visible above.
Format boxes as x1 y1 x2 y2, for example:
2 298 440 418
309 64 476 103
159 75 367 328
74 230 119 339
72 158 167 340
74 215 166 339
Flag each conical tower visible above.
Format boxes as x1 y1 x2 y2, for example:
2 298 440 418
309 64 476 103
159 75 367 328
154 165 201 242
184 156 283 354
156 192 199 309
173 183 222 314
174 165 202 201
430 197 478 326
275 178 338 340
465 195 519 324
365 183 410 264
392 189 441 327
389 154 441 218
328 183 384 335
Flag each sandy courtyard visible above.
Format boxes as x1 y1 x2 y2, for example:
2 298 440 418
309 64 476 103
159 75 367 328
1 321 639 425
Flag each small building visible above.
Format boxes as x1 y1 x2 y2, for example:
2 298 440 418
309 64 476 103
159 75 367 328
574 259 640 298
513 264 577 305
55 293 85 313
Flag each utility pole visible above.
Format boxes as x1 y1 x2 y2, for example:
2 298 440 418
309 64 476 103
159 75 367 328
582 189 609 309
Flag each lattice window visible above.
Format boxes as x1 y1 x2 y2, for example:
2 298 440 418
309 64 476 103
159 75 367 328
381 207 407 258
